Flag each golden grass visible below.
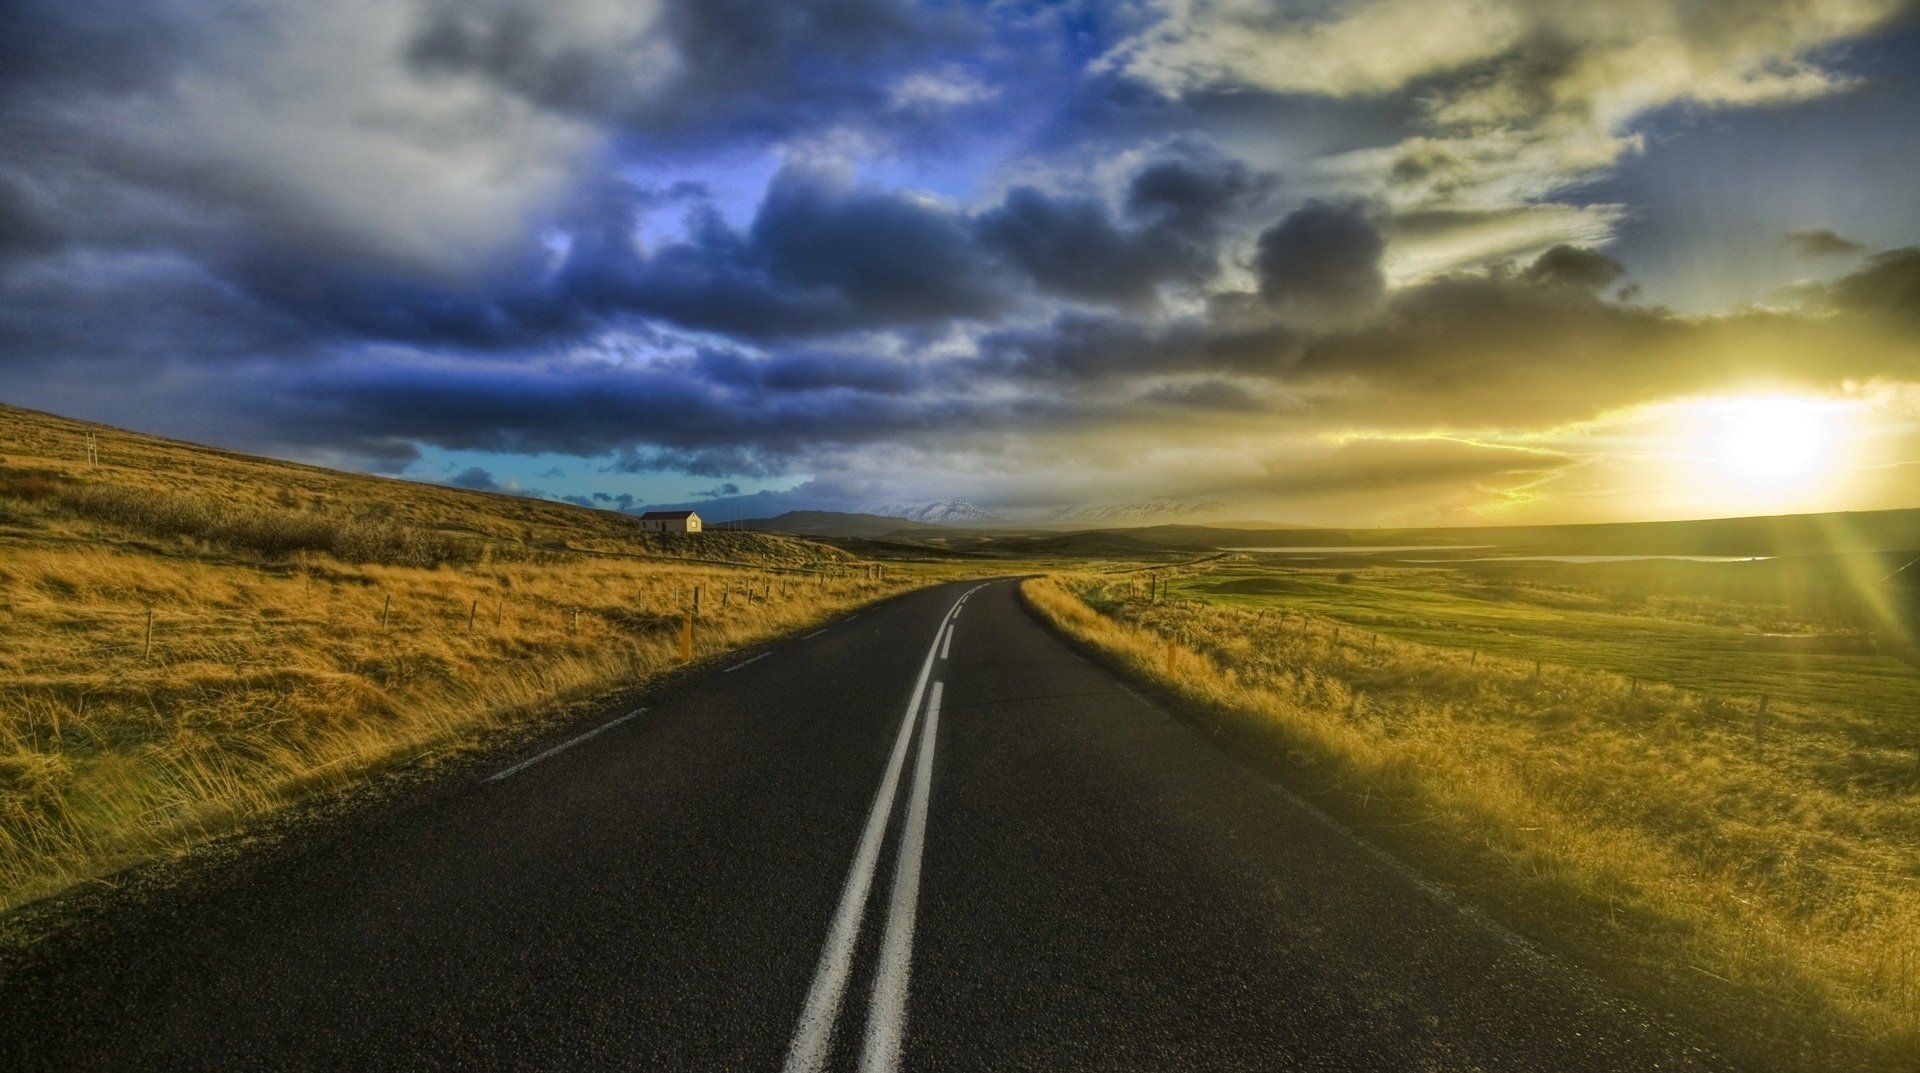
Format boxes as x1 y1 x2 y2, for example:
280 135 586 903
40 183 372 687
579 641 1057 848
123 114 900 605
0 403 918 910
1024 573 1920 1072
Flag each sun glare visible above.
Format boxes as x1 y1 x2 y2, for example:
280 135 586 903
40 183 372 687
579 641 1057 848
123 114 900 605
1676 395 1854 506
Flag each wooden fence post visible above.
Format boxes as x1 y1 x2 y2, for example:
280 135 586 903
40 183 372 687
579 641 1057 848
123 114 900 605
496 597 505 627
681 615 693 663
693 586 702 617
381 594 391 629
467 600 478 632
143 608 154 660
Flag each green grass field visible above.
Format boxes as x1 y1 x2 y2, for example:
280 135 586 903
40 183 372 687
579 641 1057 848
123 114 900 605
1169 559 1920 732
1030 553 1920 1070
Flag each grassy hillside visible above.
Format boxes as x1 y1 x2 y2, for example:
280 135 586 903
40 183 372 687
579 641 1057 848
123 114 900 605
0 404 913 910
1026 560 1920 1071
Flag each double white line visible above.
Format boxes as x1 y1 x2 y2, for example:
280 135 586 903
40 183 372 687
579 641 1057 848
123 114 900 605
781 585 978 1073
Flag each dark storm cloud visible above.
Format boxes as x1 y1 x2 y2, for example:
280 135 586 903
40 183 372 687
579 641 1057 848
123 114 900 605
973 309 1299 384
1254 201 1386 330
974 187 1210 307
1519 245 1627 292
446 466 502 491
973 157 1269 307
1824 247 1920 323
198 155 1270 351
1784 229 1868 258
405 0 966 143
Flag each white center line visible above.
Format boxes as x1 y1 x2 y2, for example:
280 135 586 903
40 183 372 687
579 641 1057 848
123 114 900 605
802 628 826 639
859 680 942 1073
939 623 953 660
781 585 979 1073
483 708 647 783
723 651 772 673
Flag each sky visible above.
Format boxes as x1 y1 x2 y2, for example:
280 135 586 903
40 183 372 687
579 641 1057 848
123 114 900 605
3 0 1919 527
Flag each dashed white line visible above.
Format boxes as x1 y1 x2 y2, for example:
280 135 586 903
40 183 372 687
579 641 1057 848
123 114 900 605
939 624 953 660
859 680 941 1073
483 708 647 783
723 651 772 673
802 628 826 639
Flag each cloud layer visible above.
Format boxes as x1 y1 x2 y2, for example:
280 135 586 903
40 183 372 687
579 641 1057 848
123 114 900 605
3 0 1918 525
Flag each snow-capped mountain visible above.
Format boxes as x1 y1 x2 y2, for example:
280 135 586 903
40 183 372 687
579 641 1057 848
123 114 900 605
846 497 1230 527
854 499 1005 525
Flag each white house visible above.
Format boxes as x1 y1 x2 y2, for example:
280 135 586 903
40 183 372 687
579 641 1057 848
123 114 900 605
637 509 702 533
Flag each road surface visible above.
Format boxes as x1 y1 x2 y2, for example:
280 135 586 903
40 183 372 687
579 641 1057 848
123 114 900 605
0 579 1730 1071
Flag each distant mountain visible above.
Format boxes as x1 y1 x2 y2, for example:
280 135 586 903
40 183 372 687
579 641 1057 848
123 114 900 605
855 499 1004 525
733 511 958 538
831 496 1235 528
1042 498 1232 526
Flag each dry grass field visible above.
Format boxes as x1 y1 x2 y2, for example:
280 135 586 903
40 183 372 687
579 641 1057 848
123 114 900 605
0 403 917 911
1026 566 1920 1072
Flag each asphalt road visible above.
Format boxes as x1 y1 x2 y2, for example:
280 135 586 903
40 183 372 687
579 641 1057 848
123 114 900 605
0 579 1733 1071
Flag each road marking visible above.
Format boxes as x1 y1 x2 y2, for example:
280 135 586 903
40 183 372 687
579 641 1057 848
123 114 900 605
782 585 980 1073
723 651 772 673
859 681 941 1073
939 624 953 660
483 708 647 783
802 628 826 639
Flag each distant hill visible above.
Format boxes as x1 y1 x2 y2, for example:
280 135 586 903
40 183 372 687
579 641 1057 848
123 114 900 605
0 403 854 570
733 510 961 539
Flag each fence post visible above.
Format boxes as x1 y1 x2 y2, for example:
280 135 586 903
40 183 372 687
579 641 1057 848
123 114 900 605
1469 650 1477 667
143 607 154 660
1532 658 1541 679
467 600 478 632
722 585 730 609
693 586 702 617
381 594 391 629
681 615 693 663
496 597 505 627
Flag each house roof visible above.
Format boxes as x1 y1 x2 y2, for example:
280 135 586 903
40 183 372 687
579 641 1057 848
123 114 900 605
637 510 699 520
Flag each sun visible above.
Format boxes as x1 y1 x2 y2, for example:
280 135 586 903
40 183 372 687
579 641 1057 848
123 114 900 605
1671 395 1855 509
1706 397 1838 484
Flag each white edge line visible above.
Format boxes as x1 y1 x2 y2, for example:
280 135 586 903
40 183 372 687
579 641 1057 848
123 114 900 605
723 651 773 673
858 680 941 1073
484 708 647 783
802 628 826 639
781 586 977 1073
